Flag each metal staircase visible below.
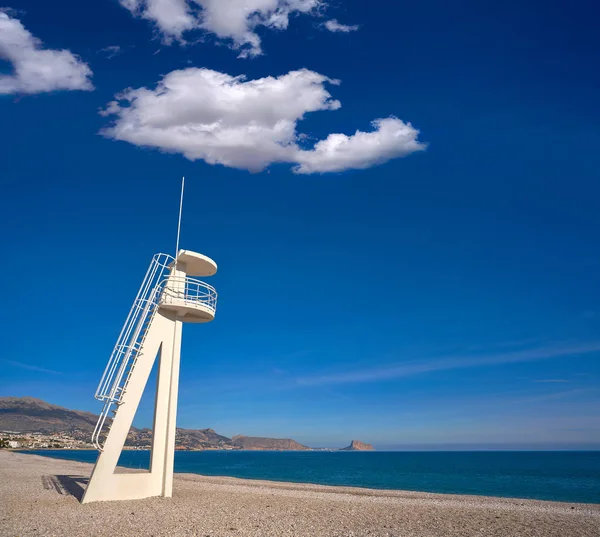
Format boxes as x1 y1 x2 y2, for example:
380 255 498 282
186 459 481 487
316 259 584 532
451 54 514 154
91 253 175 450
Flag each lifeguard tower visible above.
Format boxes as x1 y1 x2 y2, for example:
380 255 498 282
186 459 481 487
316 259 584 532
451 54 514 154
82 180 217 503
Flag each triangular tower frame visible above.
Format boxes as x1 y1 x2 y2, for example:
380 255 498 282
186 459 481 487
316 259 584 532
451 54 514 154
82 250 217 503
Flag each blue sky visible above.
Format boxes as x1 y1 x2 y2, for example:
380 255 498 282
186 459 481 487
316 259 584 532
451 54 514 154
1 0 599 449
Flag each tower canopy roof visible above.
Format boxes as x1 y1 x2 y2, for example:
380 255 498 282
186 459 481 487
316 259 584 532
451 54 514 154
176 250 217 276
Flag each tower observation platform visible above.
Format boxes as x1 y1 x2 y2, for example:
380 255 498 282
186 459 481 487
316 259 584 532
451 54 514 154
159 250 217 323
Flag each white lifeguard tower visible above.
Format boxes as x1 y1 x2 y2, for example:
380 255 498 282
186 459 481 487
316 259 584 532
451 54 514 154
82 180 217 503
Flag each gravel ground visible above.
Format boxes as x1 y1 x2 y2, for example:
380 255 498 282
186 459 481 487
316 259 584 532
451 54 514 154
1 450 599 537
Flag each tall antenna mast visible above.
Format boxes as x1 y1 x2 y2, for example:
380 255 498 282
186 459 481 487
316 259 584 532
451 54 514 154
175 176 185 262
83 170 218 504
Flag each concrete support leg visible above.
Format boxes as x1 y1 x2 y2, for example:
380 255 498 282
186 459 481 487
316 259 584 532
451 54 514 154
81 311 181 503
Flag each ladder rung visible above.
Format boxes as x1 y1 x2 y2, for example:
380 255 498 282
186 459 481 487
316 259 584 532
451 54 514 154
92 255 166 449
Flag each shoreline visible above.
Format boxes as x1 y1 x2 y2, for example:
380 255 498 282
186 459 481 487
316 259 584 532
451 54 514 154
2 450 599 536
15 448 600 505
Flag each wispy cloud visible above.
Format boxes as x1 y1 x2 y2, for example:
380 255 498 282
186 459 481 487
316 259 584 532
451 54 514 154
533 379 570 383
510 388 594 405
2 359 62 375
100 45 122 59
324 19 360 33
297 342 600 386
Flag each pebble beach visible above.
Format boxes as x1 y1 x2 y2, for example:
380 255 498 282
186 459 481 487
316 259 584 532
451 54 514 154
1 450 599 537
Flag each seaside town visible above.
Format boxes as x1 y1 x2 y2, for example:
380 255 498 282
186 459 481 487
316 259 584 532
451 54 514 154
0 431 94 450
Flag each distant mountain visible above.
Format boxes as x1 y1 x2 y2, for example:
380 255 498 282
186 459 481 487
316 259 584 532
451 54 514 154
0 397 238 449
232 435 310 451
340 440 374 451
0 397 291 450
0 397 371 451
0 397 98 433
175 427 235 450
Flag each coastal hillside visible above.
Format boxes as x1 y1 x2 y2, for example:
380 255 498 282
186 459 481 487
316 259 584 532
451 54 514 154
0 397 98 433
232 435 310 451
0 397 254 450
175 427 234 450
0 397 372 451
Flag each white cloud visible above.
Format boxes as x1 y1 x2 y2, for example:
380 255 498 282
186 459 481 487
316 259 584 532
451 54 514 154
294 118 423 174
119 0 322 56
324 19 359 33
0 12 93 95
101 67 425 174
120 0 196 43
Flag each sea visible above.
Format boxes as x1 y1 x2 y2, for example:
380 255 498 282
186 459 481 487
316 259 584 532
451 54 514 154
24 450 600 504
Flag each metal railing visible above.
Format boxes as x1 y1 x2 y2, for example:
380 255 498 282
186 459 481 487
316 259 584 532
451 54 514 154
91 253 173 450
91 253 218 451
159 275 217 316
94 254 174 404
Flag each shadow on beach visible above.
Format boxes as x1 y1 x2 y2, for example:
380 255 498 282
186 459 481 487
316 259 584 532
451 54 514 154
42 474 89 501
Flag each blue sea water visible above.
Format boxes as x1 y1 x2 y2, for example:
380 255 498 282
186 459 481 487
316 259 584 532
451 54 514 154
24 450 600 504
